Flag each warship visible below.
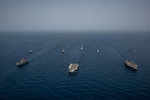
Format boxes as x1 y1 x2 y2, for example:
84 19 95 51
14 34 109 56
80 46 83 51
16 58 29 66
62 49 65 53
68 63 79 73
97 49 100 53
133 50 136 54
29 49 33 53
125 59 138 69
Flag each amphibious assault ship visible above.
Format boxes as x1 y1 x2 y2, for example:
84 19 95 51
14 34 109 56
68 63 79 73
16 58 29 66
125 60 138 69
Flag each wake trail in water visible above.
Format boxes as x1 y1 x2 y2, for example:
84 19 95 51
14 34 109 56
74 50 82 63
63 41 74 53
33 41 56 53
92 44 97 50
68 43 83 64
27 41 57 61
106 46 124 60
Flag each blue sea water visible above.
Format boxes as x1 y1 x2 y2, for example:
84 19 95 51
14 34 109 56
0 32 150 100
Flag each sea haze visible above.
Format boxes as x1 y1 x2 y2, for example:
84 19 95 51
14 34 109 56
0 32 150 99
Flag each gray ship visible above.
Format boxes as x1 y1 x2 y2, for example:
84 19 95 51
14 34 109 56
125 60 138 69
62 49 65 53
16 58 29 66
80 46 84 51
97 49 100 53
68 63 79 73
29 49 33 53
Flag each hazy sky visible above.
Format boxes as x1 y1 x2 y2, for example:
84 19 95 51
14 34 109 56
0 0 150 32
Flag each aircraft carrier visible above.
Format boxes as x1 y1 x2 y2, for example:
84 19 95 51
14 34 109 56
68 63 79 73
125 60 138 69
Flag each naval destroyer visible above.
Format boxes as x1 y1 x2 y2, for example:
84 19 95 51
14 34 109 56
97 49 100 53
62 49 65 53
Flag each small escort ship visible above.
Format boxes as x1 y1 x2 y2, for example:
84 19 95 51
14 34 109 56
29 49 33 53
68 63 79 73
97 49 100 53
62 49 65 53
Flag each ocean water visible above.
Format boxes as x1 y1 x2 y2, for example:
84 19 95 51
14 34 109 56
0 32 150 100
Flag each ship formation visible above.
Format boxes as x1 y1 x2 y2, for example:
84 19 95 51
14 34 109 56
16 48 138 72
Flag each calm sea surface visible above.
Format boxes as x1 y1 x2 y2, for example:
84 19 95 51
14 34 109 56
0 32 150 100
